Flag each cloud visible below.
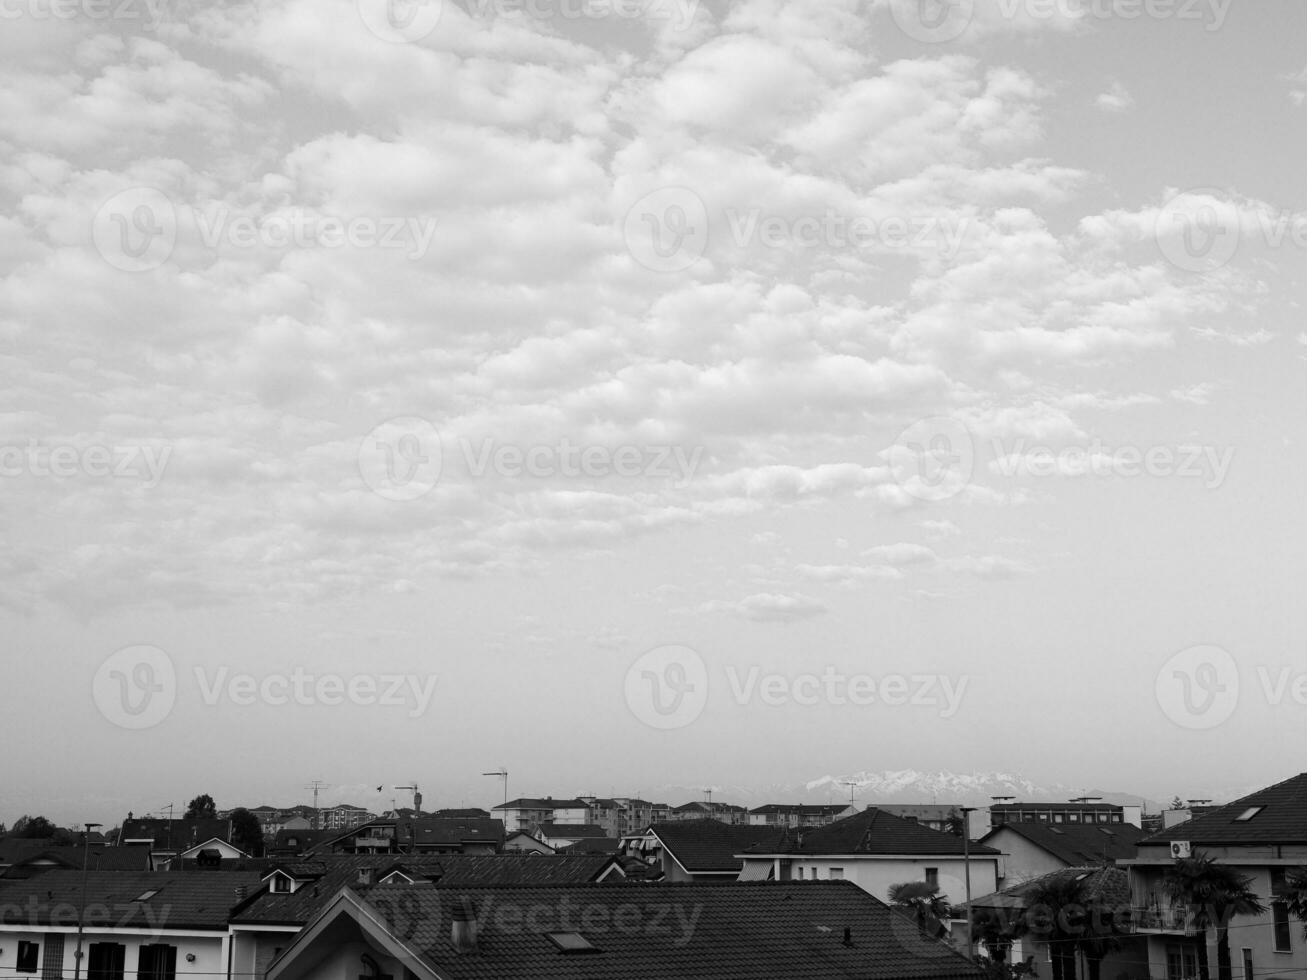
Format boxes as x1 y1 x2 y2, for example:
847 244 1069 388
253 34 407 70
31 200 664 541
699 592 829 622
1094 81 1135 113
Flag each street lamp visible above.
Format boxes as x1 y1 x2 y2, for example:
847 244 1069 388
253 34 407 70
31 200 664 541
959 808 975 961
73 823 103 980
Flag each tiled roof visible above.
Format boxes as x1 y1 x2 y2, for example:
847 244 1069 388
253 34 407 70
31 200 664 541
270 830 337 853
291 881 987 980
744 808 1000 857
966 866 1129 911
536 824 610 839
749 804 850 816
433 809 492 819
1139 772 1307 847
409 818 504 846
233 854 620 925
651 820 786 873
560 839 623 855
0 845 151 876
980 822 1145 865
0 870 262 929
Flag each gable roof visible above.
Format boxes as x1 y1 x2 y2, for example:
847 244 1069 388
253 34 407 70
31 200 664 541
233 854 621 926
980 822 1145 865
271 881 986 980
749 804 851 816
1 845 151 877
1138 773 1307 848
744 808 1000 857
0 870 262 929
650 820 785 873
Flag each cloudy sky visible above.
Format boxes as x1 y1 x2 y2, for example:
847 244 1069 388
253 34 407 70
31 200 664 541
4 0 1307 827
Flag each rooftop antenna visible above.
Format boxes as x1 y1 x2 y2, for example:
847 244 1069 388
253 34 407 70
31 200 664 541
703 788 713 807
482 769 508 807
837 778 859 808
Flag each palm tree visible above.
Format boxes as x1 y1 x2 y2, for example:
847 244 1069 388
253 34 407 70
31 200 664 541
1162 852 1267 980
888 880 952 939
1278 867 1307 937
1023 873 1085 980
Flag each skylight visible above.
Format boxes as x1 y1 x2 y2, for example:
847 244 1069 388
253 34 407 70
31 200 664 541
545 933 598 954
133 889 160 902
1235 806 1265 821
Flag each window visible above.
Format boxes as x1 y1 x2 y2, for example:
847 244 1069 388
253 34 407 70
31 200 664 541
17 941 40 973
1273 902 1292 952
88 943 126 980
269 875 292 893
1053 813 1065 823
828 868 844 880
1166 943 1198 980
42 934 65 980
925 868 938 887
1234 807 1264 822
1242 948 1253 980
796 867 803 879
1068 812 1080 822
137 945 176 980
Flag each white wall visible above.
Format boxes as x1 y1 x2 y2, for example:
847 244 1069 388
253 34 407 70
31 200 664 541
0 928 228 980
793 856 1000 906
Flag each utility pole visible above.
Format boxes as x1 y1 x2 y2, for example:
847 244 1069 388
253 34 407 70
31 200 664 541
960 807 976 960
73 823 103 980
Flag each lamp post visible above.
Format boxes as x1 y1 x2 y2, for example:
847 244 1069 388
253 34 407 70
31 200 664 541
959 808 975 961
73 822 103 980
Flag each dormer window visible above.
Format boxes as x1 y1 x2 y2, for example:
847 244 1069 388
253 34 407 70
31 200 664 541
269 873 295 894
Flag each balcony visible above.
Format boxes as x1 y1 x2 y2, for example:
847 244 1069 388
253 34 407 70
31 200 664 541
1133 903 1198 936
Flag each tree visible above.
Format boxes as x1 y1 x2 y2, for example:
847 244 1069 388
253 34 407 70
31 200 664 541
1281 867 1307 937
1170 796 1185 810
888 880 952 939
12 815 58 838
228 808 263 857
1023 874 1085 980
971 904 1022 964
185 795 217 819
1163 852 1266 980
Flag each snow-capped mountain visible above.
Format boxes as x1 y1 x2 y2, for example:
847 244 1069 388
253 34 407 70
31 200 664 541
645 770 1160 811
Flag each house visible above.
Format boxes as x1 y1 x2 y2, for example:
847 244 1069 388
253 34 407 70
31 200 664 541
739 807 1002 903
978 821 1145 884
748 804 857 828
532 823 611 851
229 853 622 980
120 817 238 870
491 798 591 833
632 820 783 882
311 818 504 856
0 845 148 878
0 870 261 980
430 809 490 819
502 830 555 854
269 830 336 859
266 880 987 980
1123 772 1307 980
666 801 750 824
964 866 1149 977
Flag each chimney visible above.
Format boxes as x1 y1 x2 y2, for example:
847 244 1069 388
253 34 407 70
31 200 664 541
451 898 478 954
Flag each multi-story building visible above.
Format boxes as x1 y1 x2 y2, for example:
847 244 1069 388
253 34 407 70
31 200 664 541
491 798 590 833
320 804 375 831
747 804 856 828
1123 773 1307 980
980 797 1142 831
667 801 749 825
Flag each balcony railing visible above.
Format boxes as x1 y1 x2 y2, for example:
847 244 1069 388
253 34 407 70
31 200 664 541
1133 904 1198 935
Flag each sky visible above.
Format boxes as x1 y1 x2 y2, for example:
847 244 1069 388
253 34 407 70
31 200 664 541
4 0 1307 829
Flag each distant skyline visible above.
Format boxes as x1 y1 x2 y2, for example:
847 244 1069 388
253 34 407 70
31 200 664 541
5 1 1307 826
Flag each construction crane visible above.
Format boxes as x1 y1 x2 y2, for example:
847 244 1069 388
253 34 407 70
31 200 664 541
395 783 422 814
482 769 508 807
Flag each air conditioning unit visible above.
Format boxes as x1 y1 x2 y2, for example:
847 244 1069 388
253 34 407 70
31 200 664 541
1171 841 1192 859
